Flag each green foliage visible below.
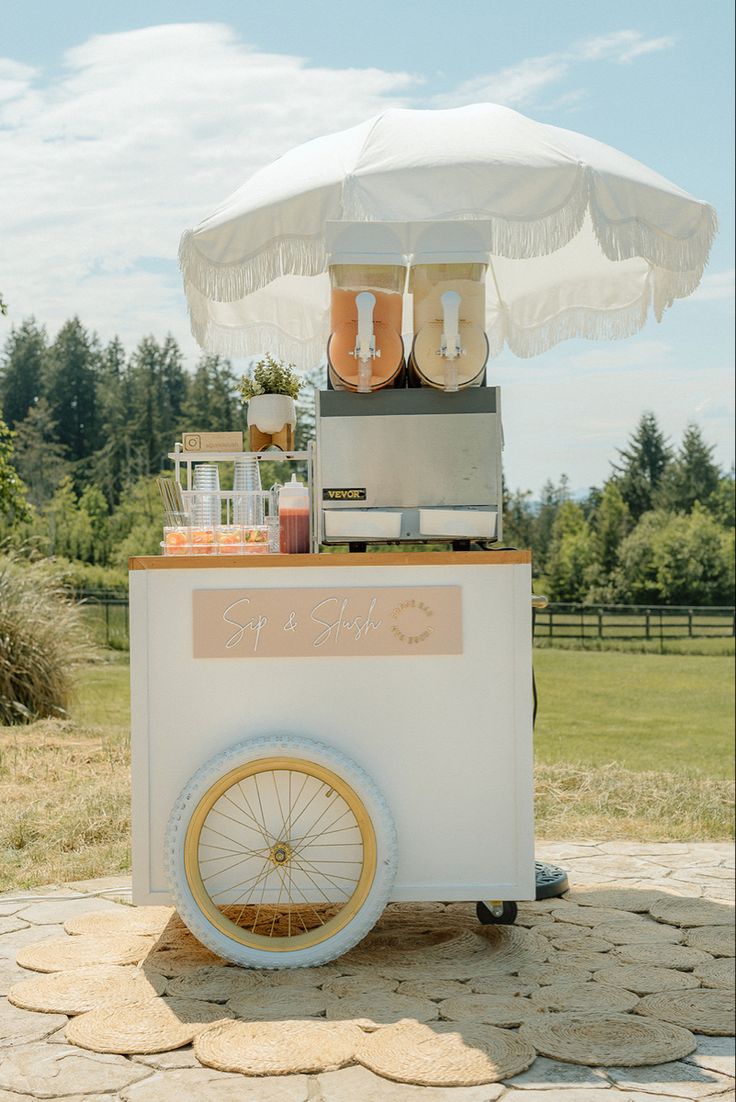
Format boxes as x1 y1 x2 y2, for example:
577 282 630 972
11 398 69 507
44 318 102 464
0 317 47 428
546 501 598 602
611 506 734 605
0 417 29 524
591 481 630 576
238 354 303 401
656 423 721 513
611 411 672 520
0 554 92 724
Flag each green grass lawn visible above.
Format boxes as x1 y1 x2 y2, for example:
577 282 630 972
2 647 732 889
534 649 734 778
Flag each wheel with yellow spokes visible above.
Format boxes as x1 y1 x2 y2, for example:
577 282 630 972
165 736 397 968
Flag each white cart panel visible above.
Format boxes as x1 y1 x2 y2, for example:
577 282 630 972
130 553 535 905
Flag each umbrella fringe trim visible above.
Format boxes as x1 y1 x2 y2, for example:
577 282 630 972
502 296 651 360
179 230 326 302
589 191 718 277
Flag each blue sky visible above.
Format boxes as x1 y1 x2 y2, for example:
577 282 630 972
1 0 733 491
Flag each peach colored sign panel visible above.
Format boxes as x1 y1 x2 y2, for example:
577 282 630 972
193 586 462 658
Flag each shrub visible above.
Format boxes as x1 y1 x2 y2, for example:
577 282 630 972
0 555 92 724
237 354 303 401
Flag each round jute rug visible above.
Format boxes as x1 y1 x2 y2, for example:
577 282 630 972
8 964 165 1015
594 922 683 946
650 897 736 928
324 991 438 1027
16 935 152 973
227 987 327 1021
565 887 666 913
321 974 398 998
614 942 714 970
530 981 639 1014
438 992 543 1026
64 907 176 939
693 958 736 989
592 963 701 995
357 1019 536 1086
684 925 735 958
65 996 230 1054
139 945 225 977
195 1018 362 1075
519 1012 697 1067
396 978 467 1001
166 965 264 1002
635 989 736 1036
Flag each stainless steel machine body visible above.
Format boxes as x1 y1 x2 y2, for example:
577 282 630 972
315 388 503 544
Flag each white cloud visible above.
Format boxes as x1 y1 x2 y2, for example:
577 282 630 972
0 24 417 355
437 29 676 110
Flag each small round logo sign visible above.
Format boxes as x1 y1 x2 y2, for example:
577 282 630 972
391 598 434 645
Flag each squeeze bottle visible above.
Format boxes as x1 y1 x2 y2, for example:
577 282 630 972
279 474 310 554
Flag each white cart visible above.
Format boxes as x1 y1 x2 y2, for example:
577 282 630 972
130 549 535 968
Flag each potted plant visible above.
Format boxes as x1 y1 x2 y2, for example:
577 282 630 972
238 354 303 451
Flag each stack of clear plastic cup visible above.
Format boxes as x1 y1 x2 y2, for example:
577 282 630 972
233 458 263 527
191 464 220 552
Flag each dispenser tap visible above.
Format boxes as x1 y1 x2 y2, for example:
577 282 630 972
439 290 462 392
352 291 380 393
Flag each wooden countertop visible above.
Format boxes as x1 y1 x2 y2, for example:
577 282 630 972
129 550 531 570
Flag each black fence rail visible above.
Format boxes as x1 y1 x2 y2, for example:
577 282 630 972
533 603 735 642
74 590 735 649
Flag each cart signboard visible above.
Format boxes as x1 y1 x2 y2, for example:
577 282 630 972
193 585 463 658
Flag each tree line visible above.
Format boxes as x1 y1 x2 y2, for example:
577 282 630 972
0 315 733 603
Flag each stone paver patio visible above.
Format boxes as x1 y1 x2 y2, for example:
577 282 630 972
0 841 733 1101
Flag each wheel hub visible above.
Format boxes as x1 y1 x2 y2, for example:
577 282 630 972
269 842 293 866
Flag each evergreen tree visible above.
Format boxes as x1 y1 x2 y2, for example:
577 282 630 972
44 318 101 465
503 487 536 550
706 473 736 529
591 481 630 576
657 422 722 513
611 411 671 520
0 417 30 523
534 475 570 571
127 334 187 475
12 398 69 507
92 337 136 505
0 318 47 428
182 354 242 431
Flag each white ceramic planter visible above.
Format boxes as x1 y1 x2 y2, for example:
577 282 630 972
246 394 296 435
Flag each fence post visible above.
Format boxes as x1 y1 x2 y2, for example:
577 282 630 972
688 609 693 638
105 601 110 646
645 608 651 640
598 608 603 639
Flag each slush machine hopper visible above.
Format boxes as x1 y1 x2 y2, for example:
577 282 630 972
317 223 503 546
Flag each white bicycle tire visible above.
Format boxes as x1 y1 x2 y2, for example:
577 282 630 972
165 734 397 968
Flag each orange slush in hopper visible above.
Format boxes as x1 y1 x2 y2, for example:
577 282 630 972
409 263 489 390
328 265 405 391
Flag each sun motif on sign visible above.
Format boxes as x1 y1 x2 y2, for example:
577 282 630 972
390 599 435 645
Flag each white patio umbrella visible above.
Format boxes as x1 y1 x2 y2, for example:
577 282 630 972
179 103 716 365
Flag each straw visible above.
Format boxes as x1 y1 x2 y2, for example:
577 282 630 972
438 992 543 1026
357 1019 536 1086
468 975 540 996
547 934 612 954
16 935 153 974
519 1012 697 1067
325 991 438 1028
693 958 736 989
195 1018 363 1076
8 965 165 1015
530 981 639 1014
65 996 230 1054
265 964 344 987
684 925 735 958
64 907 176 939
340 928 488 968
649 897 735 928
614 942 715 970
166 965 264 1002
516 962 594 987
550 905 641 927
635 990 735 1036
593 963 701 995
396 978 468 1001
227 987 328 1021
140 945 225 978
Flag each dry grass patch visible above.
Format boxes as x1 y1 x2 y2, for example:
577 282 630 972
0 718 130 889
536 762 734 842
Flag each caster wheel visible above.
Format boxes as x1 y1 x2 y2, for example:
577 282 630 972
476 900 518 925
535 860 570 900
166 735 397 968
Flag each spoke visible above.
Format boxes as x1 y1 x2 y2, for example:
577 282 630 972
221 789 272 843
283 779 330 838
201 821 264 848
271 770 287 839
237 780 274 847
210 860 273 901
203 852 261 884
293 808 354 855
210 804 269 839
251 774 274 845
291 792 341 856
293 852 359 892
199 851 264 864
281 771 310 840
282 871 329 928
247 860 272 933
290 858 348 905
